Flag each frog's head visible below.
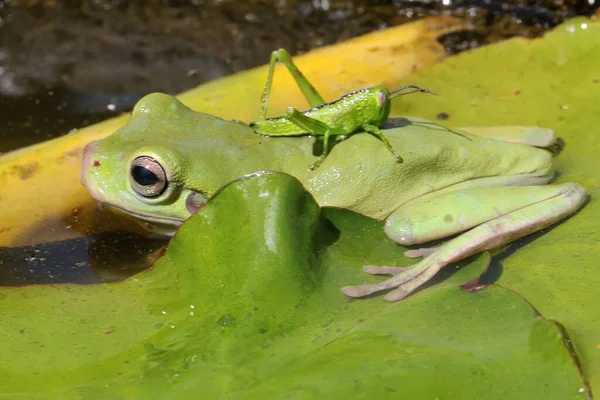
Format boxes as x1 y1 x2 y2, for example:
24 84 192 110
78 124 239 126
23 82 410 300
81 93 246 236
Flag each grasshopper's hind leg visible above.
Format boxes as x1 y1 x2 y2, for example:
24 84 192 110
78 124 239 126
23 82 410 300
283 107 346 169
260 49 326 119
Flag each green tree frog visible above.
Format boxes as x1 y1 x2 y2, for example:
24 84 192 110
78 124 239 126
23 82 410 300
81 93 586 302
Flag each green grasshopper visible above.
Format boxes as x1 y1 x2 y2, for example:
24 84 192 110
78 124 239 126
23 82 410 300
249 48 438 169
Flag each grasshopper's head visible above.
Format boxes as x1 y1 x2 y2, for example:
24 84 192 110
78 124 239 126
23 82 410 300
369 86 392 126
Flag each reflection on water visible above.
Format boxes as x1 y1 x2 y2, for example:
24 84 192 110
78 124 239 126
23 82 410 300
0 231 167 286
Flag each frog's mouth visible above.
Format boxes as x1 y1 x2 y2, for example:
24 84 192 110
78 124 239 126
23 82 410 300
100 190 208 237
81 173 186 236
100 203 186 237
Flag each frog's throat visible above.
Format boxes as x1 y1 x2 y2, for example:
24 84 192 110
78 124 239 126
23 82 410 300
104 203 185 228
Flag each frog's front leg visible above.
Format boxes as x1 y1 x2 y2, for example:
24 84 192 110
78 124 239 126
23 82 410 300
341 182 586 302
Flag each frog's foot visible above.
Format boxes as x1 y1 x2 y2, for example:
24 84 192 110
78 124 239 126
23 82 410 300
343 182 586 302
342 259 441 302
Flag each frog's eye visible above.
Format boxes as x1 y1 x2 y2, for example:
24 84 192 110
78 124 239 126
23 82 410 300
378 90 387 107
130 156 168 198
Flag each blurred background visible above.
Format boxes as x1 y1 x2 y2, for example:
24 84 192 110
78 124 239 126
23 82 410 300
0 0 598 152
0 0 598 285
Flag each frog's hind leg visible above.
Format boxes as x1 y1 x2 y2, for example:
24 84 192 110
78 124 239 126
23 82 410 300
341 182 586 302
456 126 556 148
368 179 558 270
386 175 558 246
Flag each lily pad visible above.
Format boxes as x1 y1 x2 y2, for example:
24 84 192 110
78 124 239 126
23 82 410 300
390 16 600 392
0 172 586 398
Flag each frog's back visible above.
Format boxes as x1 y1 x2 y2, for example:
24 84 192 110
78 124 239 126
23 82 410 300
124 95 552 220
286 118 554 220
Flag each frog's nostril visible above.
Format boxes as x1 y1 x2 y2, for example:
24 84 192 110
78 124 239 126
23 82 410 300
81 142 101 188
82 142 100 167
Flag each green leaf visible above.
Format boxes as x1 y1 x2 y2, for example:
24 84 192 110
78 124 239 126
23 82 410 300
0 172 585 398
391 16 600 393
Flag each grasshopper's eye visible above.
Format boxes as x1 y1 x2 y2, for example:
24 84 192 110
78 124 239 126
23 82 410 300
378 90 387 107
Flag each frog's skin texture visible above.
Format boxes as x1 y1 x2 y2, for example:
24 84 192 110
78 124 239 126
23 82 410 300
81 93 587 302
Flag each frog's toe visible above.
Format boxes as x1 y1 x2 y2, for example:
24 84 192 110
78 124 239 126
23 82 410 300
383 278 428 301
384 263 443 301
341 284 381 298
342 260 442 301
342 264 421 299
383 286 413 302
363 265 410 276
403 246 439 258
341 276 409 300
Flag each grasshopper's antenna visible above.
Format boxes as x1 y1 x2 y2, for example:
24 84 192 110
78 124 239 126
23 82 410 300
389 85 438 98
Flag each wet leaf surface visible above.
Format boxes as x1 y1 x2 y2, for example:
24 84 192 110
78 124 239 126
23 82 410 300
0 172 587 398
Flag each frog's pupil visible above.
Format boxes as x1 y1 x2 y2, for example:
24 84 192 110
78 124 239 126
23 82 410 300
132 166 158 186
